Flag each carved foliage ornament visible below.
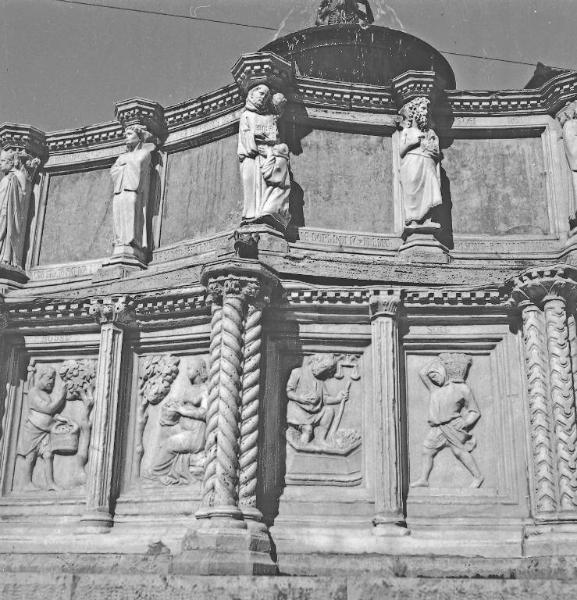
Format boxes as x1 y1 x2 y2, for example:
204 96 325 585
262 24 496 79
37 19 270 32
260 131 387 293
507 266 577 309
315 0 374 26
207 275 269 306
89 297 136 326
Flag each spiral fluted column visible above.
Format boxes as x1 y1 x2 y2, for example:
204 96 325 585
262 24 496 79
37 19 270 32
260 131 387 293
544 295 577 510
509 265 577 519
197 262 275 525
239 302 263 518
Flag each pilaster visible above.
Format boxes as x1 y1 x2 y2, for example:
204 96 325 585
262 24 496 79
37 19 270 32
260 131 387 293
369 290 410 536
80 296 136 529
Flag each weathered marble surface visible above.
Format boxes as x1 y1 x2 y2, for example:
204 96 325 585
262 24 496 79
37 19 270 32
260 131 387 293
442 137 549 235
161 137 242 245
39 169 114 264
290 129 395 232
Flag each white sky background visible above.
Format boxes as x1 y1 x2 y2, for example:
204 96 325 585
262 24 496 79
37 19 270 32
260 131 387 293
1 0 575 131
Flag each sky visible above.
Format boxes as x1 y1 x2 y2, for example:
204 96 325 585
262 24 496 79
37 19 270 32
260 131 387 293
1 0 576 132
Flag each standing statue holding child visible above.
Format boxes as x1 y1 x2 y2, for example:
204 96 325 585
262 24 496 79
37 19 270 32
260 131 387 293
238 84 291 232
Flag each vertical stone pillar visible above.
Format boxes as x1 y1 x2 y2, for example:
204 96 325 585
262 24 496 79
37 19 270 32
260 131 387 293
509 266 577 520
370 291 410 536
179 260 277 575
81 296 135 529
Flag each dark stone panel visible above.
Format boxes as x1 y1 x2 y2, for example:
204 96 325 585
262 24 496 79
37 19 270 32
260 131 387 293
442 137 549 236
38 169 114 265
160 137 243 246
291 130 395 233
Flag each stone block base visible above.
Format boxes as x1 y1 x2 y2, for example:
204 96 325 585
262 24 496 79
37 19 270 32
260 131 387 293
93 249 147 283
175 520 277 575
0 262 28 294
398 233 450 263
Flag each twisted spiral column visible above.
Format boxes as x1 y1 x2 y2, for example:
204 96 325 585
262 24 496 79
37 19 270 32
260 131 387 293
544 295 577 511
239 302 263 514
201 300 223 508
521 302 556 514
213 293 245 508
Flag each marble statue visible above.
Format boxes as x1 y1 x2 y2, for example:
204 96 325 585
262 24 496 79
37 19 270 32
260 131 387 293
238 84 291 231
558 101 577 209
0 149 39 268
17 365 79 491
315 0 374 26
149 357 208 485
110 125 155 256
286 353 349 447
411 353 484 489
398 97 443 229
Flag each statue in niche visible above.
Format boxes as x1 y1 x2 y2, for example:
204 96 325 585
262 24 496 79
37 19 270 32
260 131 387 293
558 101 577 212
59 360 96 485
17 365 80 492
398 97 442 231
110 124 156 257
238 84 291 232
0 149 40 268
286 353 360 453
315 0 374 26
148 357 208 485
410 353 484 489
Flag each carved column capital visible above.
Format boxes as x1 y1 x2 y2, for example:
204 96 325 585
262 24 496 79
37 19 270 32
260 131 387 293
392 71 439 109
0 123 48 164
114 98 167 145
202 261 279 308
369 291 402 319
89 296 137 327
507 265 577 309
231 51 293 95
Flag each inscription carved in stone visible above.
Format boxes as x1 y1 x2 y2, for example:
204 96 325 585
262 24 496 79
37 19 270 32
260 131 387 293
410 353 484 489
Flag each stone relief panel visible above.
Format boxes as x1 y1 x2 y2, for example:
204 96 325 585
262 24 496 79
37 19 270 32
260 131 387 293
12 359 96 493
285 352 362 486
409 353 484 489
403 324 528 520
135 354 208 487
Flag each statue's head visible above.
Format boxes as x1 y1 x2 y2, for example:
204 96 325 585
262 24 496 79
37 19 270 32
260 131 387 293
272 92 288 117
400 97 431 131
186 357 208 384
124 125 153 150
246 84 271 113
310 353 337 380
426 362 446 387
0 149 16 175
36 365 56 393
558 100 577 127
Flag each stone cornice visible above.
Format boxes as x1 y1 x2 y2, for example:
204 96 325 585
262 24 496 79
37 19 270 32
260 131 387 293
285 287 505 307
38 69 577 155
1 289 209 328
0 124 47 160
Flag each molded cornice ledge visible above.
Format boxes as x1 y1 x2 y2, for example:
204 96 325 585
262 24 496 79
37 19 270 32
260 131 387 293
114 98 167 145
231 52 294 95
0 123 47 162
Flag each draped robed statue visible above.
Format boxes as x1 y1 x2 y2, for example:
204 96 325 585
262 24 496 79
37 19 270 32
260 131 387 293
110 125 156 258
0 149 40 269
237 84 291 232
398 97 443 229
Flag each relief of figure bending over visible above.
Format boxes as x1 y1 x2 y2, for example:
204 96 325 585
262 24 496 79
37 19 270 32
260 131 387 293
410 353 484 489
286 353 360 453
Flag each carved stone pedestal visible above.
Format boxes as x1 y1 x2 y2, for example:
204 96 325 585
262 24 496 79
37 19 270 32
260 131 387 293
93 251 147 283
0 263 28 294
235 223 290 255
176 518 277 575
398 229 449 264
